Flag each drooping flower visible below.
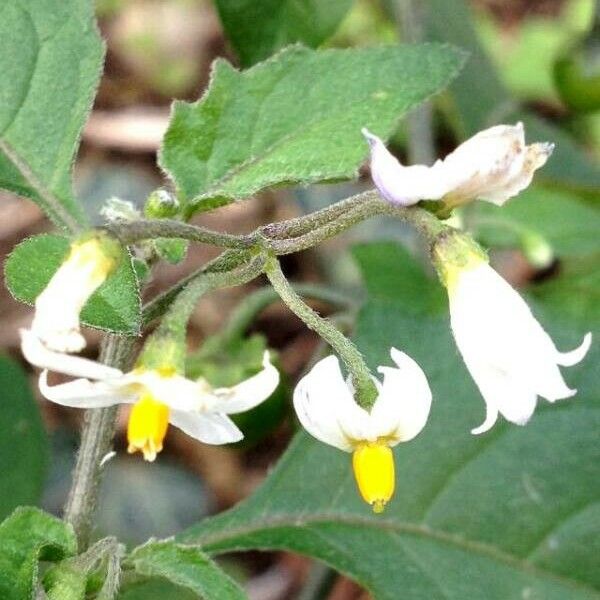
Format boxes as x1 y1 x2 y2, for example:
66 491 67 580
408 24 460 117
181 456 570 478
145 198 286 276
21 329 280 460
30 234 121 353
362 123 553 208
433 233 592 434
293 349 432 513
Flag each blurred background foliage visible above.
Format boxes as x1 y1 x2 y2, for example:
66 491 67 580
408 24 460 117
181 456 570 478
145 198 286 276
0 0 598 598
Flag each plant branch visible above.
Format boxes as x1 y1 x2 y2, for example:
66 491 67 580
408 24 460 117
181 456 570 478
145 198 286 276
63 335 136 550
264 256 378 409
105 219 253 249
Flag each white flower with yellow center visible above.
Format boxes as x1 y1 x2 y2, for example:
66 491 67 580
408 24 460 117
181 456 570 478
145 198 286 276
362 123 553 208
21 329 279 460
293 349 432 513
438 250 592 434
30 235 120 353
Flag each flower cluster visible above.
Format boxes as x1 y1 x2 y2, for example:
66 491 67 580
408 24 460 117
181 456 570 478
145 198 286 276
21 233 280 460
293 123 590 511
19 123 591 513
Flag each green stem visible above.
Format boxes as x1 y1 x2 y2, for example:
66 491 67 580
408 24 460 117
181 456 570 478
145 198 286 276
142 249 253 326
264 257 378 409
138 254 266 371
260 190 379 239
106 219 253 249
63 335 136 550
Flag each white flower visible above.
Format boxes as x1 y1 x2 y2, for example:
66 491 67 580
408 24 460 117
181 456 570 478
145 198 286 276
444 259 591 434
30 235 120 353
362 123 553 208
21 329 280 461
294 349 432 512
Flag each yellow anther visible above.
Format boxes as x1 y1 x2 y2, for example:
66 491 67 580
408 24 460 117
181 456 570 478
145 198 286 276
352 442 395 513
127 393 170 462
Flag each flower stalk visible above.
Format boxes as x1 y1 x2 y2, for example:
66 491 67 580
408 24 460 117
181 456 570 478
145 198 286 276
264 256 378 409
63 334 136 550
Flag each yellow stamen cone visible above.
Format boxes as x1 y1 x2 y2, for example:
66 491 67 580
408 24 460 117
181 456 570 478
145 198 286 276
352 443 395 513
127 393 170 462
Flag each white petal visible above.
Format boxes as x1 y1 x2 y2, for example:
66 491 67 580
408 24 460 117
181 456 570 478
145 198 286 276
362 128 450 205
373 348 432 443
556 332 592 367
212 351 280 414
20 329 123 379
169 410 243 444
30 243 110 353
39 370 134 408
465 362 538 432
129 371 205 412
293 355 361 451
471 403 499 436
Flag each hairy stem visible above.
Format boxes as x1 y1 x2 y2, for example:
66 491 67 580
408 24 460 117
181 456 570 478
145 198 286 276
106 219 253 249
63 335 136 550
265 257 378 409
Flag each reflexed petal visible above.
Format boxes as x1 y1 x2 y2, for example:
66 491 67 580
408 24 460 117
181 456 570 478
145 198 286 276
465 362 538 432
20 329 123 380
293 355 358 451
556 332 592 367
212 351 280 414
128 371 205 412
373 348 432 443
39 370 134 408
362 128 450 205
169 410 243 444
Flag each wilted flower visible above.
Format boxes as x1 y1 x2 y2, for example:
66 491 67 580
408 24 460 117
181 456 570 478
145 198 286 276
433 234 591 434
29 234 121 353
294 349 432 512
362 123 553 208
21 329 280 460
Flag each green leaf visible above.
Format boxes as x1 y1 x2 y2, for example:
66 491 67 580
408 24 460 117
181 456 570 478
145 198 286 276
425 0 600 194
215 0 353 67
44 564 87 600
469 185 600 258
5 234 141 335
127 541 246 599
118 578 198 600
160 44 466 215
154 238 188 265
0 0 104 231
179 242 599 599
0 356 48 519
0 507 77 600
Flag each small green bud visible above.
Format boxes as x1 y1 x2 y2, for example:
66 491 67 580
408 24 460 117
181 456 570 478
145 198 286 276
521 231 554 270
144 189 179 219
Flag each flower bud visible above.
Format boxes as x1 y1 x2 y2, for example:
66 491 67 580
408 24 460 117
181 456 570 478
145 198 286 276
144 189 179 219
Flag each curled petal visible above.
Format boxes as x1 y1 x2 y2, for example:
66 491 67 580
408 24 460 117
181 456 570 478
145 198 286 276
20 329 123 380
362 128 450 205
169 410 243 445
373 348 432 443
556 332 592 367
470 364 538 432
293 355 359 451
39 370 134 408
212 351 280 414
